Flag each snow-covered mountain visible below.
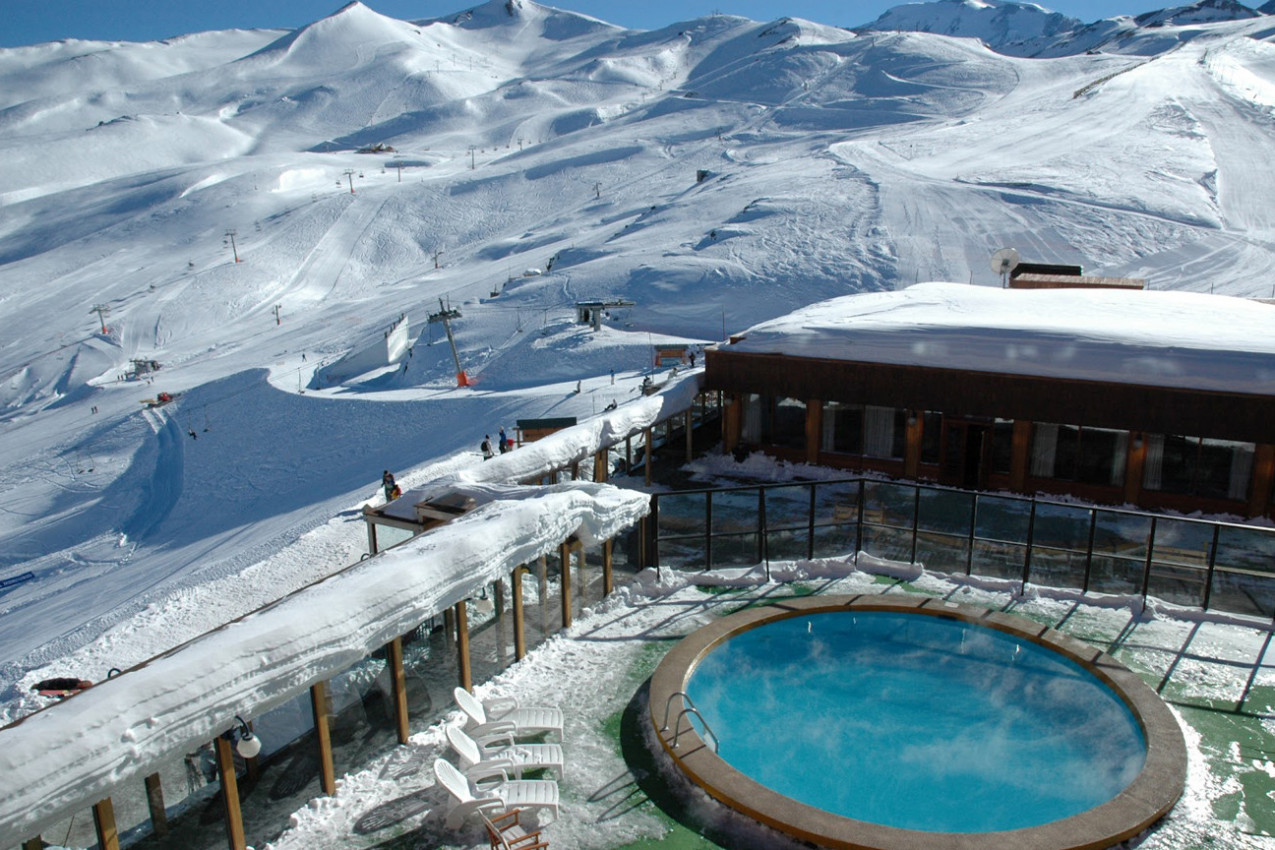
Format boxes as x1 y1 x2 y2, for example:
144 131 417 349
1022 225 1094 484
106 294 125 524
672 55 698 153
4 0 1275 726
857 0 1271 56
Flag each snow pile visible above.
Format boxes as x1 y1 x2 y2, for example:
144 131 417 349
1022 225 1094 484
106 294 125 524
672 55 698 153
0 479 649 843
726 282 1275 393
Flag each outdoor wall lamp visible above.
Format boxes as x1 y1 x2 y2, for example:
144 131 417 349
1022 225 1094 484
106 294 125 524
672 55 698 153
233 714 262 759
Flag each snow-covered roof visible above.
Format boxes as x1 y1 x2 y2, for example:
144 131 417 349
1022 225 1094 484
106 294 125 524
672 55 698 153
724 282 1275 395
0 480 650 842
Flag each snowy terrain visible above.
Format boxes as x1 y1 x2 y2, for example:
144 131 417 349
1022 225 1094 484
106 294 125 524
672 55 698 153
3 0 1275 845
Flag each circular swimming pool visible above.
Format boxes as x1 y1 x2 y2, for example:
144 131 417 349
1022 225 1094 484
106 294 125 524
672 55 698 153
648 596 1186 850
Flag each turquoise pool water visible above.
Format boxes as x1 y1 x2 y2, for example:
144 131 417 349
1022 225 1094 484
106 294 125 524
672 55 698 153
685 610 1146 833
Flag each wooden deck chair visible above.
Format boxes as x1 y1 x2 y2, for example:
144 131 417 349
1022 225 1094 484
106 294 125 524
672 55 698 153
454 686 563 741
435 758 558 830
447 724 564 782
482 808 549 850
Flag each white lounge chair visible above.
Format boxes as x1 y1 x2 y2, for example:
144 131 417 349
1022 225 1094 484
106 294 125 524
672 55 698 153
447 724 565 782
454 686 563 741
435 758 559 830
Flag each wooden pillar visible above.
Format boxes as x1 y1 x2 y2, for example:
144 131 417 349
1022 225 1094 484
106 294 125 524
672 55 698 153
644 427 653 486
903 410 922 479
386 636 410 745
570 461 579 481
512 566 527 660
603 538 614 596
537 555 549 636
576 543 586 600
594 448 608 483
92 799 120 850
1247 444 1275 518
1009 420 1033 493
366 519 378 555
310 681 336 796
559 542 573 629
456 600 472 692
214 736 247 850
442 607 456 645
723 394 741 453
144 772 168 837
685 409 694 463
805 400 822 465
1124 432 1148 507
492 580 505 616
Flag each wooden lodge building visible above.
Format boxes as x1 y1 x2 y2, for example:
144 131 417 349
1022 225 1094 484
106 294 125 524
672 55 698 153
705 281 1275 519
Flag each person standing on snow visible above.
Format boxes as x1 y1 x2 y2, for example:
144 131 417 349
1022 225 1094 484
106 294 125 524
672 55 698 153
498 427 509 453
382 470 397 501
481 435 495 460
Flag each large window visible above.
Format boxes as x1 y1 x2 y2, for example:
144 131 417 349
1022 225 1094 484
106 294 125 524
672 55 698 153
741 394 806 450
920 411 943 465
822 403 905 460
1031 424 1127 487
1143 435 1254 502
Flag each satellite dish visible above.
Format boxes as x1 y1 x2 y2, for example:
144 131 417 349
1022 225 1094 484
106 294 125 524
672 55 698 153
990 248 1020 287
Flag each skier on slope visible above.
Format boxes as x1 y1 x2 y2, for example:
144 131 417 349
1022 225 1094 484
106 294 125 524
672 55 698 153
481 435 495 460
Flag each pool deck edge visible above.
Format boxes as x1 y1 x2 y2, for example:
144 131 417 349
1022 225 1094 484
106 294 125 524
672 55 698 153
647 594 1188 850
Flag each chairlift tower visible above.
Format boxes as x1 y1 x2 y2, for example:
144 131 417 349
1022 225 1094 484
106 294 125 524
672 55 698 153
428 298 470 387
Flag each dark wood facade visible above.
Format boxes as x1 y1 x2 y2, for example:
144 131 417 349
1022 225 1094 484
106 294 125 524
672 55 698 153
706 348 1275 519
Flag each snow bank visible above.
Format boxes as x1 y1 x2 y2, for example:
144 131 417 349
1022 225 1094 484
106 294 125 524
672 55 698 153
0 480 649 843
727 283 1275 394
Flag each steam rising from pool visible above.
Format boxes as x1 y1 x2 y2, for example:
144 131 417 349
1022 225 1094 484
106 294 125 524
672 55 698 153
685 611 1145 833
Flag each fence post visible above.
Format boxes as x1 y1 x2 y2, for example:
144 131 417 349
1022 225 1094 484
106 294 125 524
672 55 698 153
1083 509 1098 593
92 798 120 850
387 636 410 745
1022 499 1037 591
1202 525 1220 611
310 681 336 795
910 486 920 565
560 542 573 629
706 490 714 571
966 493 978 576
512 565 527 660
456 601 472 692
807 484 817 561
214 736 247 850
144 772 168 837
1140 516 1158 604
603 540 614 597
855 480 865 557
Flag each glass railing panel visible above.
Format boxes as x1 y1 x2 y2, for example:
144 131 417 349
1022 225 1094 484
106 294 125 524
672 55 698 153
811 523 858 560
1145 518 1214 608
710 532 761 569
914 531 970 575
327 653 399 783
763 483 814 530
811 480 861 528
656 492 706 541
1210 525 1275 618
916 488 974 537
1086 552 1145 597
710 489 761 536
862 481 917 530
971 538 1024 581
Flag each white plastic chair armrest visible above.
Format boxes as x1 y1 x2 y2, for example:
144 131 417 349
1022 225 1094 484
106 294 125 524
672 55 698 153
484 695 518 719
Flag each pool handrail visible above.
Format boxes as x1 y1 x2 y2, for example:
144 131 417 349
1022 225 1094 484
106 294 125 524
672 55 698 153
660 690 719 752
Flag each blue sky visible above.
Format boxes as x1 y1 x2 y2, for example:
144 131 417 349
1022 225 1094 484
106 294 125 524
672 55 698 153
1 1 1196 48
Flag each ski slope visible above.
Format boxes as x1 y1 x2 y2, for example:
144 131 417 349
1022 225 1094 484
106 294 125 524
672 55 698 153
1 4 1275 843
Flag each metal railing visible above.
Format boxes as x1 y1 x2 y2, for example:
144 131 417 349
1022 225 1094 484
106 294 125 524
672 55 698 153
649 477 1275 622
659 691 720 753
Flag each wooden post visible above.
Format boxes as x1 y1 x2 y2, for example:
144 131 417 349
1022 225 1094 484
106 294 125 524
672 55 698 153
92 799 120 850
538 554 549 636
443 607 456 646
310 681 336 795
576 542 586 600
386 636 410 745
644 426 653 486
214 736 247 850
603 538 614 596
144 773 168 837
570 461 579 481
685 409 693 463
456 600 472 692
366 519 378 555
806 400 822 465
594 448 608 482
492 579 505 616
512 566 527 660
1247 443 1275 518
559 542 573 629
